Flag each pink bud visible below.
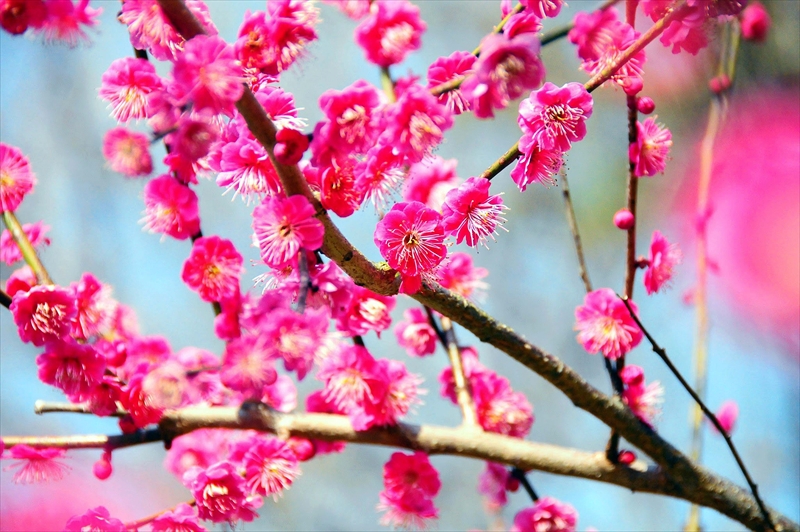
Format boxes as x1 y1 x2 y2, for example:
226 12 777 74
506 476 520 492
274 129 309 166
286 436 316 462
709 75 731 95
118 415 137 434
613 209 635 230
618 450 636 465
623 77 644 96
711 400 739 435
740 2 770 43
93 452 113 480
105 341 127 368
636 96 655 115
619 364 645 387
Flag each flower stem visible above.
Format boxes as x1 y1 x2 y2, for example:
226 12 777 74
1 210 53 285
34 400 126 417
560 169 592 294
510 467 539 502
0 288 11 309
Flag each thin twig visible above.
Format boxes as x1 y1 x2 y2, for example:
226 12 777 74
0 288 11 309
2 428 163 451
34 400 126 417
510 467 540 502
124 500 195 530
440 315 480 427
2 211 53 285
619 296 775 532
423 306 449 347
380 66 396 103
560 170 592 294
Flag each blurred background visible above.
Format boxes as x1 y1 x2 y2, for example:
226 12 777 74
1 1 798 530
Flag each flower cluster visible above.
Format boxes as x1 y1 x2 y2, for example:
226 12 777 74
378 451 441 529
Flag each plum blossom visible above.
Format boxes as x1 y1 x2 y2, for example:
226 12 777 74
173 35 244 116
403 156 460 211
354 0 426 67
378 451 441 530
336 286 395 337
220 334 278 398
741 2 770 42
630 117 672 177
4 445 70 484
574 288 643 359
37 0 101 47
184 461 261 523
478 462 516 511
102 127 153 177
427 51 476 115
620 365 664 426
10 285 77 346
141 175 201 240
150 503 205 532
36 340 105 400
0 142 37 213
643 231 682 295
230 433 300 499
394 307 437 358
374 201 447 295
99 57 163 122
442 176 508 248
438 252 489 300
511 144 564 191
252 194 324 269
318 79 381 155
510 496 578 532
518 82 594 153
0 0 46 35
64 506 126 532
181 236 244 303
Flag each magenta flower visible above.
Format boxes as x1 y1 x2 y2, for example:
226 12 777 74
121 369 165 428
305 390 347 455
511 143 564 191
354 0 426 67
318 79 381 155
355 145 405 212
64 506 126 532
0 142 37 213
504 12 543 39
642 1 709 55
316 155 364 217
173 35 244 116
461 32 545 119
3 444 70 484
99 57 163 122
0 0 46 35
478 462 513 511
711 400 739 435
5 265 37 297
394 307 438 358
613 208 635 230
168 116 219 163
473 371 534 438
372 358 423 426
510 496 578 532
336 286 396 337
262 306 330 381
150 503 204 532
36 0 101 47
230 434 300 499
10 285 77 347
574 288 643 359
741 2 771 42
522 0 566 19
403 156 460 210
620 365 664 426
378 451 441 530
630 116 673 177
120 0 217 62
437 252 489 300
252 194 325 269
215 137 281 202
220 334 278 398
102 127 153 178
141 174 201 240
427 51 477 115
643 230 683 295
181 236 244 303
184 461 261 523
261 374 298 413
518 82 594 153
442 177 508 248
164 429 232 479
381 84 453 164
0 221 50 265
36 340 106 400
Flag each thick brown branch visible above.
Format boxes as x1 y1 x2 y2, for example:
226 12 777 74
2 428 162 450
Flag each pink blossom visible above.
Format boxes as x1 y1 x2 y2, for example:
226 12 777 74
119 335 171 380
317 344 389 430
381 84 453 165
378 451 440 529
10 285 77 346
442 177 508 248
403 156 460 211
119 0 217 62
274 128 309 165
184 461 261 523
711 400 739 435
478 462 513 511
252 194 325 269
230 434 300 499
150 503 205 532
220 334 278 398
318 79 381 155
141 174 201 240
354 0 425 67
741 2 770 42
574 288 643 359
511 144 564 191
427 51 477 115
215 137 281 201
181 236 244 303
214 290 242 341
0 0 46 35
462 32 545 119
5 265 37 297
504 12 543 39
643 230 682 295
36 0 101 47
336 286 395 337
84 375 123 417
510 496 578 532
3 445 70 484
99 57 163 123
169 116 219 164
236 3 319 76
374 201 447 295
92 452 112 480
642 1 709 55
70 272 117 340
473 371 534 438
121 368 165 428
394 307 438 357
173 35 244 116
305 390 347 455
261 374 298 413
102 127 153 177
354 145 405 212
620 365 663 426
64 506 126 532
262 306 330 381
316 155 364 217
373 358 423 426
322 0 370 19
630 116 672 177
164 429 232 479
142 360 192 410
36 340 105 399
0 221 50 265
613 209 635 230
0 142 37 213
438 252 489 300
518 82 594 153
522 0 566 19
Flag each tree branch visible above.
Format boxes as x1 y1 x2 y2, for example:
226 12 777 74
1 210 53 285
2 428 162 451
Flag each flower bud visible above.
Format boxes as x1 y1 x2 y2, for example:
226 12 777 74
618 450 636 465
286 436 316 462
93 452 113 480
636 96 655 115
709 75 731 95
274 128 309 166
613 209 635 230
741 2 770 43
